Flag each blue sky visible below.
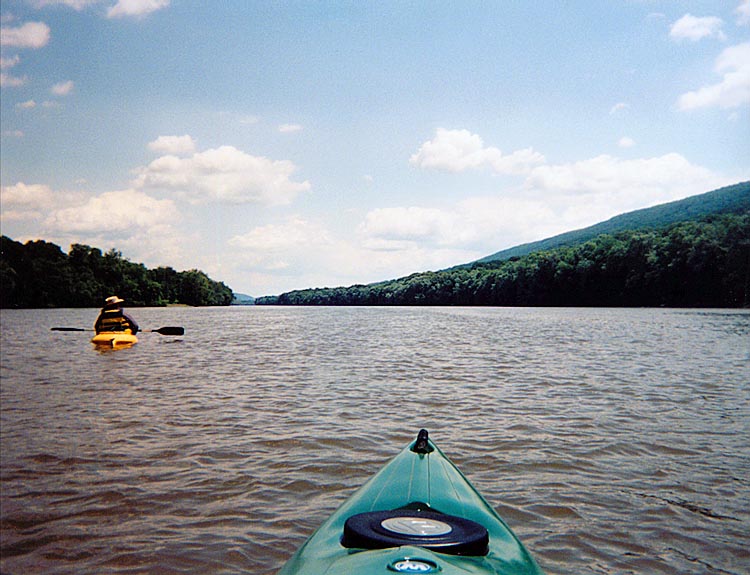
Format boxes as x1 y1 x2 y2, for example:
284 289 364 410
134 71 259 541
2 1 749 297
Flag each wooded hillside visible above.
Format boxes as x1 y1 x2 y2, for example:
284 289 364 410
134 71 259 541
257 212 750 308
473 181 750 265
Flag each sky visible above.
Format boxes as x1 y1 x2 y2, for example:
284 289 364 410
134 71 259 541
1 1 749 297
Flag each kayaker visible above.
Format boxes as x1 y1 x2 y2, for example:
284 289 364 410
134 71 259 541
94 296 140 334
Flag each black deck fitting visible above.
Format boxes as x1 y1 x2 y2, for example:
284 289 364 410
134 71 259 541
412 429 433 454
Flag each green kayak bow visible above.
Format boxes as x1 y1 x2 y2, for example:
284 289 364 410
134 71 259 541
277 429 545 574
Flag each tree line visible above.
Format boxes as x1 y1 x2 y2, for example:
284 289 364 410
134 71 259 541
475 181 750 264
257 212 750 308
0 236 234 308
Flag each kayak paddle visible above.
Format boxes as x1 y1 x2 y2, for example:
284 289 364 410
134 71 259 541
144 327 184 335
51 326 184 335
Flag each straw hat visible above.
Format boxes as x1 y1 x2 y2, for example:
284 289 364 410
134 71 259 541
105 296 125 306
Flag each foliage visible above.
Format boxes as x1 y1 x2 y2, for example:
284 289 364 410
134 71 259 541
0 238 234 308
256 213 750 308
473 181 750 265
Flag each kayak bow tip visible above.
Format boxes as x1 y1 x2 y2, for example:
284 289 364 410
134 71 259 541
412 429 434 454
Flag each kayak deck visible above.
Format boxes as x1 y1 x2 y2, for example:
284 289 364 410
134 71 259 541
277 429 545 574
91 331 138 347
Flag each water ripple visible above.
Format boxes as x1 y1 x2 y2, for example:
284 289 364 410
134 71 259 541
1 307 749 574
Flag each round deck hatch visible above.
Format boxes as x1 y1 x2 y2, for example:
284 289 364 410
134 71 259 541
342 508 489 556
381 517 452 537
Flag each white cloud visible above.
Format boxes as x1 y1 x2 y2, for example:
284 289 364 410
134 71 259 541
107 0 170 19
0 73 27 87
51 80 75 96
16 99 36 109
351 197 576 285
677 42 750 110
359 200 559 254
609 102 629 115
1 182 55 210
389 130 732 268
365 153 727 254
147 134 196 155
456 196 566 250
359 207 459 247
228 217 335 274
517 153 730 235
410 128 545 175
0 21 51 48
44 189 179 235
525 153 722 204
1 183 189 272
490 148 547 176
669 14 725 42
135 145 311 205
0 182 80 223
279 123 303 133
230 217 331 253
0 55 20 69
736 0 750 26
228 215 476 293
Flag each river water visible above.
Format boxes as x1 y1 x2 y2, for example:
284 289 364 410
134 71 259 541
1 306 748 575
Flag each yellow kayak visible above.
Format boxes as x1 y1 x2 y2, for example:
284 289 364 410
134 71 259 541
91 330 138 348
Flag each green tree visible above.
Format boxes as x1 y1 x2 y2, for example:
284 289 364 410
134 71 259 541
0 236 234 308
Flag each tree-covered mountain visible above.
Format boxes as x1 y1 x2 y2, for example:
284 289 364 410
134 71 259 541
0 237 234 308
257 182 750 308
472 181 750 265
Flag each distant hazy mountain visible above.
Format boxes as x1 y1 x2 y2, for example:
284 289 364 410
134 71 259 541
232 293 256 305
472 181 750 265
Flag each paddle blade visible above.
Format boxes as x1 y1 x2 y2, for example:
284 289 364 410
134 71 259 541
51 327 88 332
152 326 184 336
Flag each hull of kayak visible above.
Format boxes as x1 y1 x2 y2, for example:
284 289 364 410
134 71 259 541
277 429 545 575
91 331 138 347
